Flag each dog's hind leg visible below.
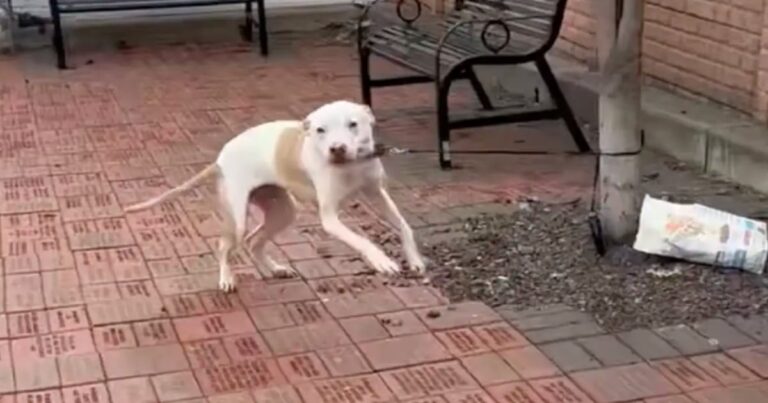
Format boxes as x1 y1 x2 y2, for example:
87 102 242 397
217 177 251 292
245 185 297 278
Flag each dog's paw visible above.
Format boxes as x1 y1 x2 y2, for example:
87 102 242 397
271 264 297 279
408 255 427 274
218 270 237 293
369 254 400 275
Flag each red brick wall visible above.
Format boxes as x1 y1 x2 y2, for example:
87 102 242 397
643 0 762 116
555 0 768 121
555 0 597 67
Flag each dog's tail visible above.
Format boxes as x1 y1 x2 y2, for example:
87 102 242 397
124 163 218 213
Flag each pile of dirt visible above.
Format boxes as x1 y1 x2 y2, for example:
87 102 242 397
420 201 768 332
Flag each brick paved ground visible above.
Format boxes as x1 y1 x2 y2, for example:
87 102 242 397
0 31 767 403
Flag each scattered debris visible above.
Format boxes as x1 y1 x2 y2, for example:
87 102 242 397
646 266 683 278
379 317 403 327
315 283 330 294
642 172 660 181
273 270 295 280
425 310 441 319
116 40 132 50
316 246 332 258
411 201 768 332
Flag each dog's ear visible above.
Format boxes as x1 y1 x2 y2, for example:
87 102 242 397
362 105 376 126
302 118 311 133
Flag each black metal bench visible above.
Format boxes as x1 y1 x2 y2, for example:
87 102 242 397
48 0 268 69
357 0 590 169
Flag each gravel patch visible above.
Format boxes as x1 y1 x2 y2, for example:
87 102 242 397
419 200 768 332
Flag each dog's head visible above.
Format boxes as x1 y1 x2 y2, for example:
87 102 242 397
302 100 377 165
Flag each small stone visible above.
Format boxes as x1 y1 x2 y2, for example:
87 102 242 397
426 310 441 319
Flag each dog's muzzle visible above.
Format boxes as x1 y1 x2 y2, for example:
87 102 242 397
329 144 350 164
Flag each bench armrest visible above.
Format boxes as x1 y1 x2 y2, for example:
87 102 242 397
435 14 551 77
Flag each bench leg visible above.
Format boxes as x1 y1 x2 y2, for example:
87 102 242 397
242 0 253 42
50 9 66 69
359 47 372 106
436 79 452 170
256 0 268 56
535 57 591 153
465 67 493 110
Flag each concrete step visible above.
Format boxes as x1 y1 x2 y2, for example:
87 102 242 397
640 85 768 193
483 55 768 194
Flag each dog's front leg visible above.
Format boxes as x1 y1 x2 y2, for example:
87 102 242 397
364 183 426 273
317 188 400 275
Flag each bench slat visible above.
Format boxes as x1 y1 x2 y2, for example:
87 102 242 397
371 27 462 66
57 0 248 12
377 26 467 60
441 14 550 51
461 0 558 13
368 24 534 77
365 0 566 75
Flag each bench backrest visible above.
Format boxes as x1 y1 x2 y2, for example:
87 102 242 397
366 0 568 57
449 0 566 55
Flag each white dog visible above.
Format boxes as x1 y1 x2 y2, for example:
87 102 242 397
125 100 426 292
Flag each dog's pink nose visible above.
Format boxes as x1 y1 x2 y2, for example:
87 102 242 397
329 144 347 158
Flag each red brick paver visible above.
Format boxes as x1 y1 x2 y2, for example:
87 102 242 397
0 24 765 403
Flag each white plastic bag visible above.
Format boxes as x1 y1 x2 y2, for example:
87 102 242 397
633 195 768 274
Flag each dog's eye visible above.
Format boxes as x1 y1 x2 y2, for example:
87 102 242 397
316 127 326 134
348 121 358 129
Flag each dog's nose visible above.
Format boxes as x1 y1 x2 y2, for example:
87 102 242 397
329 144 347 158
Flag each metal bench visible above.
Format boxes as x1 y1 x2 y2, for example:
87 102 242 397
48 0 268 69
357 0 590 169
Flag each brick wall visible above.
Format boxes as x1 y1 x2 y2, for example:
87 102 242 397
555 0 597 68
642 0 762 116
554 0 768 121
